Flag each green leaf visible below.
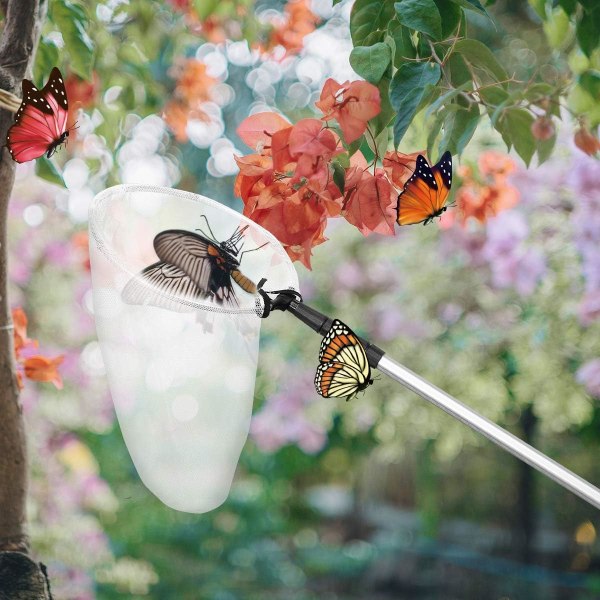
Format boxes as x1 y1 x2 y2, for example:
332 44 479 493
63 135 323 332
427 104 460 158
579 70 600 98
35 157 65 187
50 0 94 79
34 39 60 87
502 108 536 166
390 61 441 145
576 7 600 57
371 75 395 137
394 0 442 40
350 0 396 46
349 43 392 84
478 85 510 106
536 133 557 165
439 102 480 156
453 39 509 84
449 0 489 17
425 82 471 119
388 21 416 67
528 0 546 20
558 0 578 16
193 0 219 19
346 137 363 157
433 0 462 37
332 161 346 196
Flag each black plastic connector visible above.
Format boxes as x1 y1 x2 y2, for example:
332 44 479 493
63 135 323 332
267 291 385 369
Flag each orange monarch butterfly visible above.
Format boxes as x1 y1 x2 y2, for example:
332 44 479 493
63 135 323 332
315 319 373 401
396 151 453 226
122 217 264 310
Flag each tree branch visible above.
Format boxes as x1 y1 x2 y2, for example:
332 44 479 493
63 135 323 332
0 0 48 594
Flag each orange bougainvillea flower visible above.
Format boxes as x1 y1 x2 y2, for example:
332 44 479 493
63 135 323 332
172 59 216 105
244 192 328 269
316 78 381 144
288 118 339 157
456 183 519 224
23 356 64 390
454 151 520 226
237 112 292 153
12 307 36 356
343 169 396 237
265 0 321 55
163 100 190 142
271 126 295 171
163 100 210 143
383 150 423 188
11 307 64 391
164 59 217 141
234 154 274 201
65 72 99 110
478 150 516 181
71 230 91 271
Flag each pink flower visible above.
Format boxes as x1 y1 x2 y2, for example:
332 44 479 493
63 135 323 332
580 291 600 326
577 359 600 398
251 368 328 454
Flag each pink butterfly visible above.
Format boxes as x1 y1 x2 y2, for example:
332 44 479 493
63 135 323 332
6 67 71 163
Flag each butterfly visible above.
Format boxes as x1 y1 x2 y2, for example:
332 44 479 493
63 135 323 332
6 67 71 164
396 151 453 226
314 319 373 401
121 218 263 311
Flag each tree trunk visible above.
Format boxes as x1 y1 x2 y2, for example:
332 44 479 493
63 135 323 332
515 404 537 564
0 1 51 597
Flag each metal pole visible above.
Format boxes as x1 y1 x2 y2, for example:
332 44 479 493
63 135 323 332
377 355 600 511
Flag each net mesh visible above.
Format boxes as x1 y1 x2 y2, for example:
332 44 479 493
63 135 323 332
89 184 299 512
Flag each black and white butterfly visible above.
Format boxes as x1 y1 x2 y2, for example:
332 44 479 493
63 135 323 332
122 218 264 311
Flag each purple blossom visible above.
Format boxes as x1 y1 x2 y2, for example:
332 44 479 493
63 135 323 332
569 151 600 317
251 368 327 454
579 291 600 326
482 212 546 297
367 303 429 341
577 359 600 398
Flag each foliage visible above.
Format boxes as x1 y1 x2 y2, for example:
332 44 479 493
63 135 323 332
346 0 600 166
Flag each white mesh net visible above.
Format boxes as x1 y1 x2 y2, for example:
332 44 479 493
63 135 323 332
89 184 299 512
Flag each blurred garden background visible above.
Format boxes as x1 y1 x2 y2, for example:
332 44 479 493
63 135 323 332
6 0 600 597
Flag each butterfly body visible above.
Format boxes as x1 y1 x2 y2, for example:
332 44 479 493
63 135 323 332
6 67 70 163
122 225 259 310
396 151 453 226
46 130 69 158
315 319 373 401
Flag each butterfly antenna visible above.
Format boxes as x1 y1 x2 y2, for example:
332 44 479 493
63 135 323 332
239 241 269 262
197 214 218 243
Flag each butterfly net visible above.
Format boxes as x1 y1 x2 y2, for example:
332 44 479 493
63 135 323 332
89 184 299 512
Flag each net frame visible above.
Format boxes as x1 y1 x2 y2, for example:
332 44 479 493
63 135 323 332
89 183 299 316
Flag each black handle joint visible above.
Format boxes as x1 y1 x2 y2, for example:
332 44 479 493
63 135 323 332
268 292 385 368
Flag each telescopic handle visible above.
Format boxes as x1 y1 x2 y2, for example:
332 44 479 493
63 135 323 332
377 355 600 511
281 297 385 368
270 293 600 511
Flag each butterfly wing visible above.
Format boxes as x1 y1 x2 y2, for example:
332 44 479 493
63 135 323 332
6 68 69 163
315 362 367 399
314 319 371 399
40 67 69 138
319 319 370 373
396 152 452 226
121 261 207 312
153 229 238 306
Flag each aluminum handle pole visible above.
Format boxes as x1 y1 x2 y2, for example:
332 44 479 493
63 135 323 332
377 355 600 511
